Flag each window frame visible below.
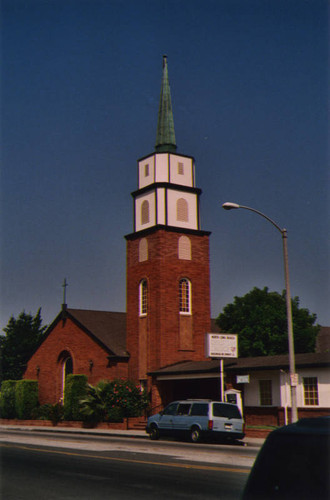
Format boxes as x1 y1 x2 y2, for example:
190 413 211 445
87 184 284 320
303 376 319 406
139 279 148 316
141 200 150 225
179 278 191 315
259 379 273 406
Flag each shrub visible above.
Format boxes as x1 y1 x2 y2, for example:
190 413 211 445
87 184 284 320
63 374 87 421
31 403 64 425
104 379 149 418
15 380 38 419
0 380 18 418
79 382 108 425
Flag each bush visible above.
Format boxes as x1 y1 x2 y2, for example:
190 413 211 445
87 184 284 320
0 380 18 418
104 379 149 418
79 382 108 425
31 403 64 425
63 374 87 421
79 379 149 424
15 380 38 419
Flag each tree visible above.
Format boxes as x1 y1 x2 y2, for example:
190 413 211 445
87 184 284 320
216 287 320 357
0 309 47 382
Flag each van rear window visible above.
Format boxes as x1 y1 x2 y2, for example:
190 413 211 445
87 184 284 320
190 403 208 416
213 403 241 419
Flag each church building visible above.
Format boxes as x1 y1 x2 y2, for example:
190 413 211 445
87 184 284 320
24 57 330 424
24 56 214 409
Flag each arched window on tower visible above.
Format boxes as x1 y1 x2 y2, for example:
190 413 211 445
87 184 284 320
139 238 148 262
177 198 188 222
139 279 148 316
179 278 191 314
141 200 150 225
178 235 191 260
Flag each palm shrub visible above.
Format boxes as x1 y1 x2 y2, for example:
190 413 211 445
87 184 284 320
79 381 108 425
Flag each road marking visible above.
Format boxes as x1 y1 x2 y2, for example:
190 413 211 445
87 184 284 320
1 443 250 474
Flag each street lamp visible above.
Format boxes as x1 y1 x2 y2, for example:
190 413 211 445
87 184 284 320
222 201 298 423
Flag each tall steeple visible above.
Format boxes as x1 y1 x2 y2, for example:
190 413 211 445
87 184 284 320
155 55 177 153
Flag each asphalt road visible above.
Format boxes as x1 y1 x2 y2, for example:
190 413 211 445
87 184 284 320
1 439 250 499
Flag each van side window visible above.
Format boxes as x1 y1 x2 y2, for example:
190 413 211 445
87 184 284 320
163 403 178 416
190 403 208 416
177 403 191 415
213 403 241 419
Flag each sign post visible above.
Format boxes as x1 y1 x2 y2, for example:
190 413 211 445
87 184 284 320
205 333 238 401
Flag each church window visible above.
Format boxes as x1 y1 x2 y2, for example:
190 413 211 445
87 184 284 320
145 164 149 177
141 200 149 225
178 162 184 175
177 198 188 222
179 278 191 314
178 236 191 260
139 238 148 262
139 279 148 316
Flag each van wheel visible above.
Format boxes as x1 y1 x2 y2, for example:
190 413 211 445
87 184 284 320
149 425 160 440
190 426 201 443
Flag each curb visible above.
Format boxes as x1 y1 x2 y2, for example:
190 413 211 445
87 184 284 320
0 424 265 447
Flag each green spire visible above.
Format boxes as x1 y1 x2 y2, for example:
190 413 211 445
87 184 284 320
155 55 177 153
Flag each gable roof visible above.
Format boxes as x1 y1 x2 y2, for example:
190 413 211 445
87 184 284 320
66 308 128 358
42 307 128 359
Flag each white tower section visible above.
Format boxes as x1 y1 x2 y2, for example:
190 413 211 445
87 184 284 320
133 151 201 233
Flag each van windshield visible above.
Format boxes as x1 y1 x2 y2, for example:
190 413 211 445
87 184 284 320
213 403 241 419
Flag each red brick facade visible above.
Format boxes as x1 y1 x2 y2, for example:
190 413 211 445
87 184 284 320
24 315 128 405
126 227 211 407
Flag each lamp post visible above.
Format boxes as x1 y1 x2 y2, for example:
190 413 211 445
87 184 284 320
222 202 298 423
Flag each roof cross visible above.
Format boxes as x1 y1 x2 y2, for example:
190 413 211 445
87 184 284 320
62 278 68 307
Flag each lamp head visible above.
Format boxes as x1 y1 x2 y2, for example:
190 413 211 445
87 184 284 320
222 202 240 210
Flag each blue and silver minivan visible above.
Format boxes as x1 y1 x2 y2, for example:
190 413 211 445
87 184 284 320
146 399 245 442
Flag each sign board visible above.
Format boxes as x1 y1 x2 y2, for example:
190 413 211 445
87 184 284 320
236 375 250 384
205 333 238 358
290 373 299 387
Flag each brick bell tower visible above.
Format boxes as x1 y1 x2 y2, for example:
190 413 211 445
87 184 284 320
125 56 211 390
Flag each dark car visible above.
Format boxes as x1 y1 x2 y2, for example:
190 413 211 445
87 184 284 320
242 416 330 500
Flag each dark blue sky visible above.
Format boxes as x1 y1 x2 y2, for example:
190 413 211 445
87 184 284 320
1 0 329 329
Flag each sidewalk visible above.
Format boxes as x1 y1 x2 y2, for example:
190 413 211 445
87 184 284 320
0 424 265 447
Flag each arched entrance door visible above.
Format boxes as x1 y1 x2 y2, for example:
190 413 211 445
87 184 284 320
58 351 73 403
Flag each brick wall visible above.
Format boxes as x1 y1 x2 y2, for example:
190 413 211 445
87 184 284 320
24 317 128 405
126 229 211 388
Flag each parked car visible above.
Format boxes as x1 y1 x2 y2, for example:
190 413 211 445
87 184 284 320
242 416 330 500
146 399 245 442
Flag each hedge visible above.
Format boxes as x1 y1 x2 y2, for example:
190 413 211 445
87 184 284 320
0 380 18 418
63 374 88 421
15 380 39 419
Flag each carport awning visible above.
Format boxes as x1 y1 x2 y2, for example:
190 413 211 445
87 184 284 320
148 360 224 380
148 351 330 380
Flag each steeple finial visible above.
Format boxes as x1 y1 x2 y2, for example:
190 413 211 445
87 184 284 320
155 55 177 153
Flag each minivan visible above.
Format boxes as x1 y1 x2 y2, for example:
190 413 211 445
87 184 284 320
146 399 245 442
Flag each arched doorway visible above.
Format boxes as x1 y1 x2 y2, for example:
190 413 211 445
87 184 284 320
58 351 73 403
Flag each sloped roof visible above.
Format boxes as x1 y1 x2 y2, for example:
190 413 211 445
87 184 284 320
66 308 128 358
316 326 330 353
149 351 330 377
